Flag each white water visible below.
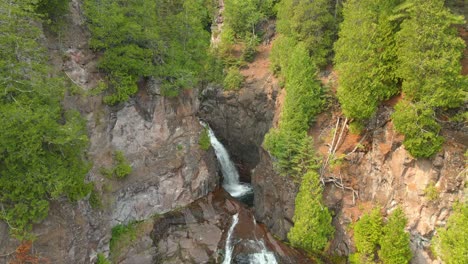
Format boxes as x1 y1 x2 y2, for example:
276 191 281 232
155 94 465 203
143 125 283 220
249 241 278 264
201 122 252 197
223 213 239 264
201 122 277 264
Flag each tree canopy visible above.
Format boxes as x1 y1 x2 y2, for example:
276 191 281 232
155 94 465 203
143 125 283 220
334 0 402 122
84 0 212 102
0 0 90 239
432 202 468 263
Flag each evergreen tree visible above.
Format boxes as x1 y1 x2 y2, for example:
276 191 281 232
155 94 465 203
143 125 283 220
379 208 412 264
432 202 468 263
84 0 211 102
0 0 90 238
276 0 336 67
393 0 466 157
334 0 402 122
352 208 383 263
223 0 264 37
288 171 334 253
264 43 323 175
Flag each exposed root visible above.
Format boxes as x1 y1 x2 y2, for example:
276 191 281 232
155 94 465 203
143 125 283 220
323 174 359 205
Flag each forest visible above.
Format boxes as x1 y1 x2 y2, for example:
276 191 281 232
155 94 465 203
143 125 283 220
0 0 466 263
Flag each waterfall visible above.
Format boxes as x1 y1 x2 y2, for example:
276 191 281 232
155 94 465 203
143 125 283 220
223 213 239 264
201 122 252 198
201 122 277 264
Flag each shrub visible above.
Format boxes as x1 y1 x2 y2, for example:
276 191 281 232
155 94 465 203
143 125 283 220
110 221 138 254
198 128 211 150
223 67 244 90
96 253 110 264
114 151 132 178
100 151 132 179
393 101 444 158
424 181 439 202
89 188 103 209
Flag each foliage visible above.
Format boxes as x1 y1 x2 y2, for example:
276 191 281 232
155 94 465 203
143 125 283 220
223 0 266 37
110 221 138 254
35 0 70 27
395 0 466 108
223 67 244 90
432 202 468 263
288 171 334 253
392 101 444 158
276 0 336 67
392 0 466 158
424 181 440 202
89 188 103 209
100 151 132 179
264 43 323 175
96 253 110 264
352 208 383 263
334 0 402 121
84 0 211 103
0 0 91 239
270 35 296 74
379 208 412 264
198 128 211 150
352 207 412 264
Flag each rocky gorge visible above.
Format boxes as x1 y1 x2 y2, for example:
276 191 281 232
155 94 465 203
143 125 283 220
0 1 467 264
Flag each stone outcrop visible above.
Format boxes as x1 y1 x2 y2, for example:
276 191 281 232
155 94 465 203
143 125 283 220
251 148 299 240
151 189 311 264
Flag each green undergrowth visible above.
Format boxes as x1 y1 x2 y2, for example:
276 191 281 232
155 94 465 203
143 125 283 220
99 151 132 179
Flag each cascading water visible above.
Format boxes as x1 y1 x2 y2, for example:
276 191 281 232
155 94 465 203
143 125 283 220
201 122 252 198
200 122 277 264
223 213 239 264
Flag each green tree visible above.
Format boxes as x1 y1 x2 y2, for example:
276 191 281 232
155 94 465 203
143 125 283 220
392 101 444 158
223 0 265 37
396 0 465 108
352 208 383 263
334 0 402 122
264 44 323 175
432 202 468 263
276 0 336 67
0 0 90 238
379 208 412 264
392 0 466 158
84 0 211 102
288 171 334 253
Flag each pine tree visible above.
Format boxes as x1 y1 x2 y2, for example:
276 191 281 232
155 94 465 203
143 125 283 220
334 0 402 121
0 0 90 239
432 202 468 263
379 208 412 264
288 171 334 253
276 0 335 67
393 0 466 157
352 208 383 263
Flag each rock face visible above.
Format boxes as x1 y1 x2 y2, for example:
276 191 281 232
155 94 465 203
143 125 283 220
151 189 312 264
252 148 299 240
251 104 466 262
199 75 278 182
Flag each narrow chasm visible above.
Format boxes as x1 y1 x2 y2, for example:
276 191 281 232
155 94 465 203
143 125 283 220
198 79 278 206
